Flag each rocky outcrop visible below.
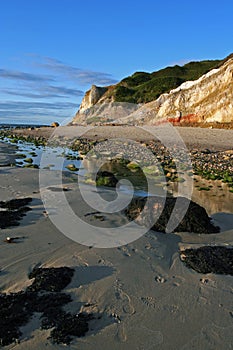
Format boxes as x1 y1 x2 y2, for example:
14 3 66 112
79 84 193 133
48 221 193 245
78 85 108 114
72 84 120 124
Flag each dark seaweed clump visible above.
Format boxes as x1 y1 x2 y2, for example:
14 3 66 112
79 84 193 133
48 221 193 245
0 198 32 229
181 246 233 275
27 266 74 292
0 267 97 346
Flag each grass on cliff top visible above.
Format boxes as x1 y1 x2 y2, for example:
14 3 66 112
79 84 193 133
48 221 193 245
113 59 224 104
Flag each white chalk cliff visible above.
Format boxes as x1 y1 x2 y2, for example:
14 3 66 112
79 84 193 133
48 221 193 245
72 56 233 125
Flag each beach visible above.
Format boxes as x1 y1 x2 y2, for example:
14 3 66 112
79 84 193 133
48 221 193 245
6 125 233 150
0 127 233 349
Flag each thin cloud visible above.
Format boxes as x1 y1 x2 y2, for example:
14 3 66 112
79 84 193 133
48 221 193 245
0 100 79 123
1 90 63 99
0 53 117 124
44 85 84 96
1 85 84 99
0 68 54 82
34 55 117 86
0 101 78 110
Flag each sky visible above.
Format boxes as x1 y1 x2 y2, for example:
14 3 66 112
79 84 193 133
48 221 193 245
0 0 232 125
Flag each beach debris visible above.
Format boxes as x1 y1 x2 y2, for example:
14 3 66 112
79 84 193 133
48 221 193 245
180 246 233 275
4 236 21 244
5 236 13 243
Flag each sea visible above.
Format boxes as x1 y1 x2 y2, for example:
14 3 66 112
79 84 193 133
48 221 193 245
0 123 48 130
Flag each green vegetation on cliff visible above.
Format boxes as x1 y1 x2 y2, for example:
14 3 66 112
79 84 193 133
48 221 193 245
113 59 223 103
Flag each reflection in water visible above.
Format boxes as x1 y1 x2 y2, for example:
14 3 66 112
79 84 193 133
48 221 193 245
82 157 167 197
169 175 233 215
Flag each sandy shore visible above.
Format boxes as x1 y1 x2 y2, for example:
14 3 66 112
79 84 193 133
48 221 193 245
7 125 233 150
0 131 233 349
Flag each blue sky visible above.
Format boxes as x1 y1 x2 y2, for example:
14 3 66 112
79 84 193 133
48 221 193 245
0 0 232 124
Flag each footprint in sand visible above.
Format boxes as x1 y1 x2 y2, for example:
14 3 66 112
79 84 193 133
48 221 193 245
135 326 163 349
155 275 167 283
140 296 157 309
115 288 135 315
117 246 131 257
116 323 127 342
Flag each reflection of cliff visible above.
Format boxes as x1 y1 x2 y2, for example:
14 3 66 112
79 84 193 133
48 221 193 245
170 177 233 215
192 184 233 215
81 158 122 175
82 156 233 215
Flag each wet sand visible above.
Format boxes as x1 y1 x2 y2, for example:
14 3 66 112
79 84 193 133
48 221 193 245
0 130 233 349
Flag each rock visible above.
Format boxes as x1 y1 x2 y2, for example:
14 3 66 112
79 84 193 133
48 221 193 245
24 157 33 163
180 246 233 275
65 164 79 171
96 170 118 187
125 196 219 233
127 161 140 170
51 122 59 127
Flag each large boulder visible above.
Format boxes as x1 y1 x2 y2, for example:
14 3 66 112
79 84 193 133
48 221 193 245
125 196 219 233
51 122 59 127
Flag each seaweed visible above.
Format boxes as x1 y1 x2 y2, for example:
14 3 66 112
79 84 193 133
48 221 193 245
0 266 99 346
0 198 32 229
181 246 233 275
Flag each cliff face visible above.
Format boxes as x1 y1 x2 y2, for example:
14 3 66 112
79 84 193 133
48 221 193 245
133 57 233 125
72 55 233 125
72 84 140 125
78 85 108 114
